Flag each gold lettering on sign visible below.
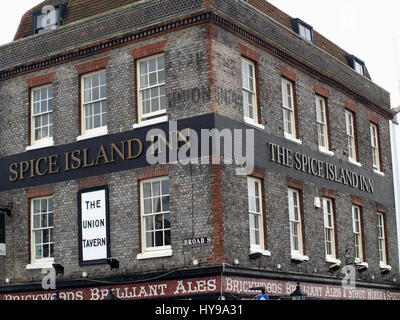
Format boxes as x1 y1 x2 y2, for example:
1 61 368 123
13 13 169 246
8 136 145 182
268 142 374 194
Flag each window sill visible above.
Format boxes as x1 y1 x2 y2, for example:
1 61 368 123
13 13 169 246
26 260 54 270
291 252 309 262
373 169 385 177
326 257 341 265
355 260 369 269
348 158 362 167
77 128 108 141
244 118 265 130
26 139 54 151
284 133 302 145
379 263 391 272
137 249 172 260
250 248 271 257
318 146 334 157
133 116 168 129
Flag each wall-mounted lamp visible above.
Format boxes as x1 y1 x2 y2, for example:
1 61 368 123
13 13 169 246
5 278 9 284
314 197 321 208
52 263 64 276
104 288 120 300
82 271 88 278
276 264 281 270
329 263 341 273
106 258 119 271
0 203 13 217
53 291 62 300
249 252 262 262
192 259 199 266
233 259 239 265
290 282 307 300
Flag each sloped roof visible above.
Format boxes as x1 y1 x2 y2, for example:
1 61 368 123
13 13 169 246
14 0 137 41
13 0 370 79
247 0 371 79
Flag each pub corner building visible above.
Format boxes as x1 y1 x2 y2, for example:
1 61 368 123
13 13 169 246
0 0 400 301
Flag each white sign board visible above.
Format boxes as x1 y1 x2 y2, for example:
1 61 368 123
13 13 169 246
78 186 110 265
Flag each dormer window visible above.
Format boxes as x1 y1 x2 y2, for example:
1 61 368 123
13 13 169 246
346 55 366 76
291 18 313 42
32 4 67 35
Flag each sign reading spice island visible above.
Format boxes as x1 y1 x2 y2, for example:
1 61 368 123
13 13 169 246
268 142 374 194
78 186 110 265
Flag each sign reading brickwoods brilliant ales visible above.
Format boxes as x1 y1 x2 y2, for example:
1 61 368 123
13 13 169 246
78 186 110 265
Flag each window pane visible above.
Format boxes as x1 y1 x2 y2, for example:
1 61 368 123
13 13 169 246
164 213 171 229
41 88 47 100
157 57 164 70
140 62 148 75
92 87 99 101
153 198 161 213
145 216 153 231
146 232 153 248
35 230 42 244
92 74 99 88
155 215 163 230
144 199 152 214
155 231 163 247
100 72 106 86
143 183 151 198
84 77 91 90
149 58 157 72
41 214 48 228
161 179 169 195
164 230 171 246
35 245 42 260
34 102 40 115
152 181 160 197
33 215 40 228
162 196 170 212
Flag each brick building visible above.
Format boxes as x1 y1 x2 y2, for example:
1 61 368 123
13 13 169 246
0 0 399 300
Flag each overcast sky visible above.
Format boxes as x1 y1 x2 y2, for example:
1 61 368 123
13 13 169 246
1 0 400 108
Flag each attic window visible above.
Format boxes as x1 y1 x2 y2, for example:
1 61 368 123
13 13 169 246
346 55 366 76
290 18 313 42
32 4 67 35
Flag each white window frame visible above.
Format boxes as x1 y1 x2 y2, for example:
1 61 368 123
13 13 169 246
352 205 364 262
323 198 336 262
30 84 54 149
354 60 365 76
247 177 264 252
79 70 108 139
377 212 387 266
138 177 171 260
370 123 381 172
281 78 297 140
298 23 312 42
316 95 330 151
288 188 308 261
137 54 166 124
345 110 357 163
30 196 54 265
241 57 258 124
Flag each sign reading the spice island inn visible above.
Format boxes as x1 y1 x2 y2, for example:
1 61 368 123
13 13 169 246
0 212 5 256
78 186 110 265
